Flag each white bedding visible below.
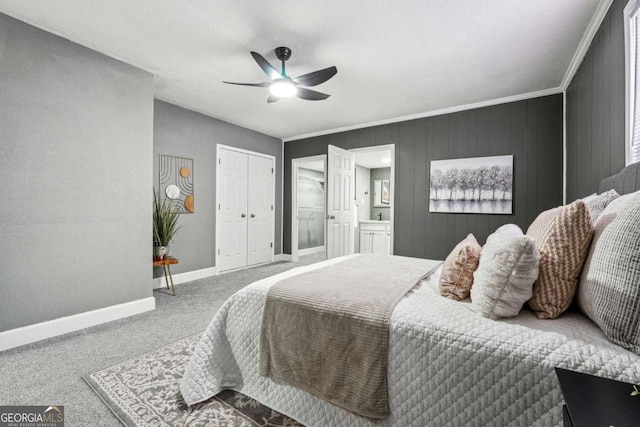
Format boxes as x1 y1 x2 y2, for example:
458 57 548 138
180 255 640 426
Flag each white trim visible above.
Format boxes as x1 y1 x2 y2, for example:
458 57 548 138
625 0 640 165
269 155 277 265
215 144 276 273
152 266 217 289
0 297 156 352
216 143 275 160
283 88 561 142
280 139 285 256
299 246 325 257
291 155 327 262
350 144 395 255
216 260 273 275
563 90 567 204
560 0 615 91
275 253 293 262
291 158 298 262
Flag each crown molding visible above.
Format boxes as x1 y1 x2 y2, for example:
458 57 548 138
560 0 615 91
283 88 562 142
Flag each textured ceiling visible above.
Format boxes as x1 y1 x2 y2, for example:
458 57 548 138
0 0 603 140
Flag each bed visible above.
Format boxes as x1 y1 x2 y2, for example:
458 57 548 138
180 164 640 427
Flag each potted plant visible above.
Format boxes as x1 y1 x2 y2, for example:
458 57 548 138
153 189 181 260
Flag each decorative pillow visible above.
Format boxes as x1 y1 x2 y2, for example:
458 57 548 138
526 200 593 319
439 234 482 300
582 189 620 222
577 190 640 354
471 224 541 320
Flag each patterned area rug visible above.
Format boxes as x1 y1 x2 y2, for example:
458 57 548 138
84 333 303 426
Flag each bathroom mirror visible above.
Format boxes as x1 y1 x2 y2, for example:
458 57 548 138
373 179 391 207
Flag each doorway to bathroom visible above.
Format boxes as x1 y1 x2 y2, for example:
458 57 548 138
351 145 395 255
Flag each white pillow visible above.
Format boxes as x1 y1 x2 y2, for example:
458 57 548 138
471 224 541 319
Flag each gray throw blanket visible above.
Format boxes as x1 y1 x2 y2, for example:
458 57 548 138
259 255 442 419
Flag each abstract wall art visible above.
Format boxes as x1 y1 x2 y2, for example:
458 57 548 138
429 155 513 214
159 154 194 213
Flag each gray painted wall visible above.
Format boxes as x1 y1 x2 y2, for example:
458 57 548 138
284 94 563 260
370 168 391 221
0 13 154 331
153 100 282 275
566 0 629 200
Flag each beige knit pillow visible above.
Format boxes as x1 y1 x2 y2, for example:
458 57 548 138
439 234 482 300
582 189 620 222
526 200 593 319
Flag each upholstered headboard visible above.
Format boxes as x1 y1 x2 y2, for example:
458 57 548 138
598 162 640 195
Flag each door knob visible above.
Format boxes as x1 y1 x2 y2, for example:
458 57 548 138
250 214 256 218
241 213 246 218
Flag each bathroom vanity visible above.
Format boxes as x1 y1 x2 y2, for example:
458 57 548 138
359 220 391 255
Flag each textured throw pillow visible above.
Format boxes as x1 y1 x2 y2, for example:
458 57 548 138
582 189 620 222
526 200 593 319
471 224 541 320
439 234 482 300
577 190 640 354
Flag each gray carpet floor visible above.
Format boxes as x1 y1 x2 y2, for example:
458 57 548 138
0 253 325 427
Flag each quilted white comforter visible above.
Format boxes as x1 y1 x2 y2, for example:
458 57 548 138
180 255 640 426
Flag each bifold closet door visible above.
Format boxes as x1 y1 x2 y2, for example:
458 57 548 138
247 155 274 265
218 147 274 273
217 148 249 272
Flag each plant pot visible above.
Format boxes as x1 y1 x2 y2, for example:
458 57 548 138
153 245 169 261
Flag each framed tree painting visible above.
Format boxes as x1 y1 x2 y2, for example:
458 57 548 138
429 155 513 214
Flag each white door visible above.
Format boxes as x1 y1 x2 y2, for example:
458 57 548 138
217 148 248 272
326 145 355 259
248 155 274 265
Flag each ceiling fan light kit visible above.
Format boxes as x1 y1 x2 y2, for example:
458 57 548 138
270 78 297 98
224 46 337 103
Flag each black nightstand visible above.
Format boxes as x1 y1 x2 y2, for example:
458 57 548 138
555 368 640 427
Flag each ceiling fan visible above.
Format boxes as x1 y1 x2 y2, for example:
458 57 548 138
224 47 337 103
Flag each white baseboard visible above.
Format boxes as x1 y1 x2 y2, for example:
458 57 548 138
153 266 217 289
0 297 156 352
274 254 292 262
299 246 325 257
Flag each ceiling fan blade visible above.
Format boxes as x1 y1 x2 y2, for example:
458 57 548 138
250 51 281 80
296 87 330 101
294 66 337 87
223 81 271 87
267 94 280 103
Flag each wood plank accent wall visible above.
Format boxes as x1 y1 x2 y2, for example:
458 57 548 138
284 94 563 260
566 0 628 201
